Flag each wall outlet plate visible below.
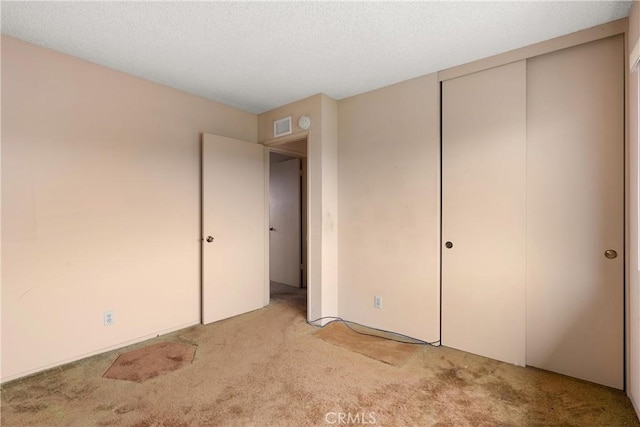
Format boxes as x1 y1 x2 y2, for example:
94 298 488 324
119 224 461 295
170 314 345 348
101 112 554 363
104 311 114 326
374 296 382 309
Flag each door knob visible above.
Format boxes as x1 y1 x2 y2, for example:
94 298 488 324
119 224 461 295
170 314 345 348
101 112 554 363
269 227 275 231
206 236 214 243
604 249 617 259
445 241 453 249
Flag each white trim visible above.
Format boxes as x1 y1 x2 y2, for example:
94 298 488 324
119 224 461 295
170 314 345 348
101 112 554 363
269 145 307 158
264 147 271 307
631 38 640 72
630 389 640 424
262 130 309 147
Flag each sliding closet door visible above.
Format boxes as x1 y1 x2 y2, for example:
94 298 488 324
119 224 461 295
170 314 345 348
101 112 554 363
442 61 527 366
526 36 624 389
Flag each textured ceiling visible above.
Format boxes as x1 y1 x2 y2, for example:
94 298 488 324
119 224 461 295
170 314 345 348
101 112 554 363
1 1 633 114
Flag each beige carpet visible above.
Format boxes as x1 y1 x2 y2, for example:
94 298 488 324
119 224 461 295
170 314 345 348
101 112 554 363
1 288 639 426
103 342 196 383
314 321 420 367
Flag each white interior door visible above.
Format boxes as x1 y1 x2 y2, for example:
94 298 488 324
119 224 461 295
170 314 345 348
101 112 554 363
202 133 266 324
526 36 624 389
442 60 527 366
269 157 301 287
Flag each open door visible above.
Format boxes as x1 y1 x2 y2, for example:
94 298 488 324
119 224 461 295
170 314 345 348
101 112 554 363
202 133 266 324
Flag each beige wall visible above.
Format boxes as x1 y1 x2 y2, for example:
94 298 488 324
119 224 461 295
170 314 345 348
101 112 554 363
1 36 257 381
258 94 339 322
337 75 440 342
628 0 640 416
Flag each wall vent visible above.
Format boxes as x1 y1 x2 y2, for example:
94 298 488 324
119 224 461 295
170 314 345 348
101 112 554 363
273 116 292 138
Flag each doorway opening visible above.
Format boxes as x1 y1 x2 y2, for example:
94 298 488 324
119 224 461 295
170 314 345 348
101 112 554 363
267 137 308 312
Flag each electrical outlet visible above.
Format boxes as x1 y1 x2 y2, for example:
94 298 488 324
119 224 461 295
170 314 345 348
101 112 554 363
104 311 114 326
374 296 382 309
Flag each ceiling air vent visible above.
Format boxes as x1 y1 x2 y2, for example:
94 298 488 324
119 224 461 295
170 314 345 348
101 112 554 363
273 116 292 138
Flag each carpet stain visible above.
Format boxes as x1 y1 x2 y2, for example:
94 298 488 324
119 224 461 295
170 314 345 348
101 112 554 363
162 419 189 427
93 403 116 412
96 417 120 426
131 417 155 427
472 366 493 379
356 392 375 407
114 403 137 414
23 384 54 399
13 402 48 413
61 383 99 401
214 386 237 404
282 381 313 403
455 397 471 406
482 380 529 405
2 389 29 402
130 415 190 427
461 410 502 427
436 367 470 388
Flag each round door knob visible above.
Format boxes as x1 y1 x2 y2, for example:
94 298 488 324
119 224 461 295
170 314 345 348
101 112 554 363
604 249 617 259
269 227 275 231
445 241 453 249
206 236 214 243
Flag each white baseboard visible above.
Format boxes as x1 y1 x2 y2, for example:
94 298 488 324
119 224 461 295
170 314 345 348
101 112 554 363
630 389 640 422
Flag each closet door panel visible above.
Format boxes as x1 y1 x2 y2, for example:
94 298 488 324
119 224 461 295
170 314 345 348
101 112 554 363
442 60 527 365
526 35 624 389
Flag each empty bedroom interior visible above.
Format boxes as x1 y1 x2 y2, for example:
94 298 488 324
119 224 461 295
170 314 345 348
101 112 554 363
2 1 640 425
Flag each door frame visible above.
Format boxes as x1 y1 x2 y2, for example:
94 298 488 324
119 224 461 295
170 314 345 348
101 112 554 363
264 134 309 305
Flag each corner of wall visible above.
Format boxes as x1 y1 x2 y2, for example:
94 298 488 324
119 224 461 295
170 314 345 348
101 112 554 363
320 94 339 319
627 0 640 418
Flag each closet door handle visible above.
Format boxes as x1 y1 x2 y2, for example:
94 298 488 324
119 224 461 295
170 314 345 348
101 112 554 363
445 241 453 249
604 249 617 259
